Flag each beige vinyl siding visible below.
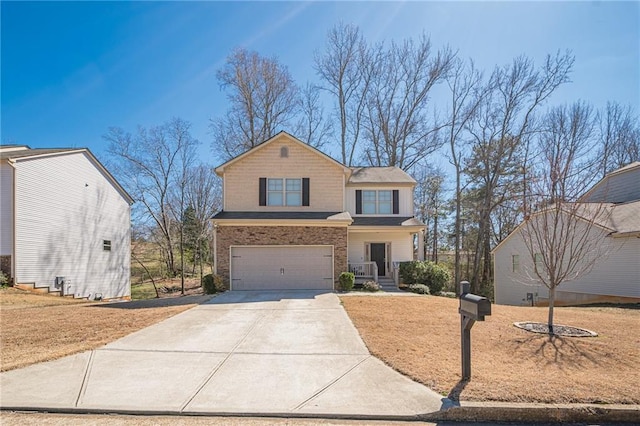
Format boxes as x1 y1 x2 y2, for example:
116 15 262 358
345 186 414 216
0 162 14 255
494 224 640 306
14 152 131 299
223 135 345 212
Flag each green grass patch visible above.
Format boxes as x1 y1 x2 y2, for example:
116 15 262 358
131 282 158 300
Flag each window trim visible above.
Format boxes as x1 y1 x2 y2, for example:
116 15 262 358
266 178 303 206
512 254 519 272
357 189 396 215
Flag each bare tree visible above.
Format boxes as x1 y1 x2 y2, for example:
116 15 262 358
465 51 574 294
185 164 222 277
519 101 607 332
445 58 485 288
212 48 299 159
166 120 198 294
314 22 369 165
131 238 160 298
362 35 455 169
105 117 200 277
294 82 332 148
539 102 597 200
597 101 640 176
414 165 447 262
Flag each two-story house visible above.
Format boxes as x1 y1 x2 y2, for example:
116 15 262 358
0 145 133 300
211 132 425 291
493 161 640 306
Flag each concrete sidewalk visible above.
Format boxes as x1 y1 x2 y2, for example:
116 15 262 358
0 291 446 419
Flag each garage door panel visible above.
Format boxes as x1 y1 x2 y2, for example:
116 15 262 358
230 246 333 291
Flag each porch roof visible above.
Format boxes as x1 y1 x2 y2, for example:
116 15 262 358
212 211 346 220
351 216 424 227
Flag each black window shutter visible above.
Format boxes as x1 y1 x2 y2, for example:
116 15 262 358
302 178 310 206
356 190 362 214
259 178 267 206
393 190 399 214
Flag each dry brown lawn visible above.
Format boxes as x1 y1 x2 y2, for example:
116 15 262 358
0 287 211 372
341 295 640 404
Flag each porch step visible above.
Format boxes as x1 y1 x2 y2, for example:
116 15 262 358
378 278 399 292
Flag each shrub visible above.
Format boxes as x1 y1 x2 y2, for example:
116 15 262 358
362 280 380 292
426 263 450 295
0 271 8 288
399 261 421 285
338 272 355 292
399 261 451 295
408 284 430 295
439 291 457 299
202 274 225 294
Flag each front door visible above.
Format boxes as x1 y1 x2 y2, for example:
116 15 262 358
370 243 386 276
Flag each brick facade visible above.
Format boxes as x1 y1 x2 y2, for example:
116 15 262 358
216 225 348 289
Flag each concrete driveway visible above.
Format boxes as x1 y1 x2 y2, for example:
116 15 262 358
0 291 444 418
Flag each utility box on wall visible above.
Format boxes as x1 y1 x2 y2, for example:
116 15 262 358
54 276 65 288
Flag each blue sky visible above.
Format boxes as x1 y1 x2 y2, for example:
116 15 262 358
2 1 639 167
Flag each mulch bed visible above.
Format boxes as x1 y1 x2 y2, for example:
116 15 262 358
513 321 598 337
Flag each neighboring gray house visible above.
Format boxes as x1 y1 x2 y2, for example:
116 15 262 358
0 145 133 300
493 162 640 306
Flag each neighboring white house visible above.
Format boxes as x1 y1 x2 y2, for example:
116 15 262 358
0 145 133 300
493 162 640 306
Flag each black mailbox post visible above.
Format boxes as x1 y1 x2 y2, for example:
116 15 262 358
459 281 491 380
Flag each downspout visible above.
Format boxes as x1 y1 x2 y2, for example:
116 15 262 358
8 159 17 284
213 222 218 275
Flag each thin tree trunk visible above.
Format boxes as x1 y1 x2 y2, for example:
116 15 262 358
454 175 461 293
548 286 556 335
132 253 160 298
432 211 438 263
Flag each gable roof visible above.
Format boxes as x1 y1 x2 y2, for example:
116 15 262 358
351 216 424 226
348 167 416 185
579 161 640 203
1 147 134 205
214 131 350 176
597 200 640 235
492 200 640 254
0 147 83 160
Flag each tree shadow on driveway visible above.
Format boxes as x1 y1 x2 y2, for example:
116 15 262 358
93 294 214 309
202 290 335 305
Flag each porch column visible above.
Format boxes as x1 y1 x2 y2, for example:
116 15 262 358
417 231 425 261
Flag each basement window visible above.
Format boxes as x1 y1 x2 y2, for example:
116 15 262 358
103 240 112 251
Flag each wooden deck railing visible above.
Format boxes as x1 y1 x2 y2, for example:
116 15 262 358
348 262 378 282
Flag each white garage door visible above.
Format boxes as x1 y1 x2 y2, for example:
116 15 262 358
230 246 334 291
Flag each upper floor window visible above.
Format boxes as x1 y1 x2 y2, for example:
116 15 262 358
512 254 519 272
362 190 392 214
280 146 288 157
267 178 301 206
357 189 398 215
